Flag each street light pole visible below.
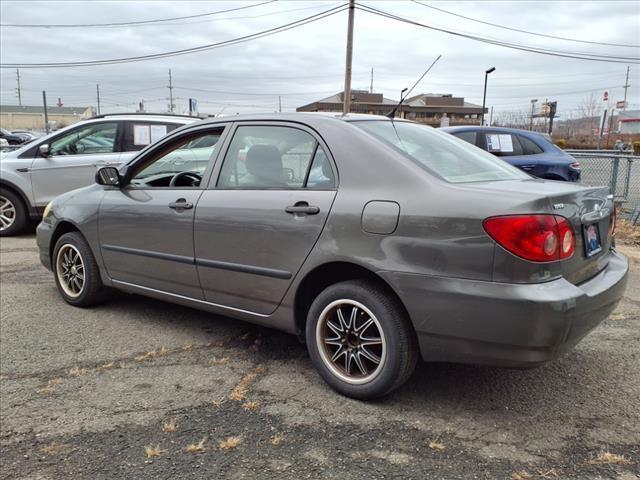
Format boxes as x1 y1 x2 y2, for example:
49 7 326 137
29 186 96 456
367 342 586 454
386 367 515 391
480 67 495 126
529 98 537 131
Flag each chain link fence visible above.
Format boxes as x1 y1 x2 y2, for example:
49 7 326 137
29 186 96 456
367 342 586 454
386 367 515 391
567 150 640 223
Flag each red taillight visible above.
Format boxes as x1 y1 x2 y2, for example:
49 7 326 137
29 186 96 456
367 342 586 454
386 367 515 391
483 215 575 262
609 204 617 237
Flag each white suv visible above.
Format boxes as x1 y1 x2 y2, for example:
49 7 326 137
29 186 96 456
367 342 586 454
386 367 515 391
0 113 197 236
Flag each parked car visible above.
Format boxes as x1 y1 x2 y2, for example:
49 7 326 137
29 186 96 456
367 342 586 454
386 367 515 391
0 113 198 236
12 130 45 142
37 114 627 399
0 127 27 145
441 126 581 182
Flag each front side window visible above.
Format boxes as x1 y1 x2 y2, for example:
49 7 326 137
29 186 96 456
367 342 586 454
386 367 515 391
122 122 181 151
130 130 222 188
353 121 529 184
217 125 331 189
50 122 117 156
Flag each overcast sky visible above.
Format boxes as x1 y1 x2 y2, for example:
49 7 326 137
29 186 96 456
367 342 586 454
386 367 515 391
1 0 638 120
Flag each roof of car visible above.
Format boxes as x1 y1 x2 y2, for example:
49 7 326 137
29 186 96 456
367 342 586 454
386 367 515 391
87 113 197 123
193 112 404 127
441 125 545 135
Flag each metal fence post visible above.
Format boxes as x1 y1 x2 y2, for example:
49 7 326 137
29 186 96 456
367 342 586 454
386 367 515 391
623 157 632 201
610 157 620 197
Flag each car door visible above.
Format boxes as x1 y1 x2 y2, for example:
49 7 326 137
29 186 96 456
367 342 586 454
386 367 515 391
98 125 228 299
194 123 338 315
30 121 121 206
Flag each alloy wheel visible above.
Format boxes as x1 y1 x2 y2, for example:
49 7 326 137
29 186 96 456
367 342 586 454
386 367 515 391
315 299 387 385
56 244 85 298
0 195 16 231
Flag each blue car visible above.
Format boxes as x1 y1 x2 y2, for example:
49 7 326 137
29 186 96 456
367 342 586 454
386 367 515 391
441 126 581 182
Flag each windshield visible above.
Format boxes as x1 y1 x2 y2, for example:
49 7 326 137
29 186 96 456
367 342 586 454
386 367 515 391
353 121 529 183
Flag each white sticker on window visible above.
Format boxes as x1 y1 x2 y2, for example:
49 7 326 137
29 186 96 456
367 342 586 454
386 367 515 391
486 134 501 151
150 125 167 143
498 134 514 152
133 125 151 146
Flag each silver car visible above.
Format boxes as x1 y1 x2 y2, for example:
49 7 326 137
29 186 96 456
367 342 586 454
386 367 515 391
36 113 628 399
0 113 196 236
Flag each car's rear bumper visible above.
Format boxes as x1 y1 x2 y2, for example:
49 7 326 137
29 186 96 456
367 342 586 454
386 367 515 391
379 250 628 367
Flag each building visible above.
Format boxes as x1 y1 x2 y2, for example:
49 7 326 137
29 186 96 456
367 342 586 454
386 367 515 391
0 105 94 131
296 90 486 126
618 109 640 134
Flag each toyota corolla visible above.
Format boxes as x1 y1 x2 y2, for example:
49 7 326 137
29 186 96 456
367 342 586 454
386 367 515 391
37 113 628 399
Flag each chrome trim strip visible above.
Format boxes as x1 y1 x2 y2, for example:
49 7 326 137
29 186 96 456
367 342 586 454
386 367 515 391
111 279 268 317
102 244 193 265
196 258 292 280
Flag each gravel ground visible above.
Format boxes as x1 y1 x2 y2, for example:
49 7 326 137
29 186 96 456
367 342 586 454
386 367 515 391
1 232 639 480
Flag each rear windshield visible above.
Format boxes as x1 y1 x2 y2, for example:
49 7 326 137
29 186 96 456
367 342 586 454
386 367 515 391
353 121 529 183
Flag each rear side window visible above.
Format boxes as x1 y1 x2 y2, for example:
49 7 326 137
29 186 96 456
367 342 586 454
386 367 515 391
517 135 544 155
452 131 477 146
217 125 331 189
122 122 180 151
353 121 529 184
485 133 523 156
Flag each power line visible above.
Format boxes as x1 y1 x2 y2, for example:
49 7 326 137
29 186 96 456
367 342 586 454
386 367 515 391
0 0 277 28
356 4 640 64
411 0 640 48
0 5 348 68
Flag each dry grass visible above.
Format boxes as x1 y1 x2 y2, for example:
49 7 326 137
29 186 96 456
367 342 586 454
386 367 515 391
41 443 66 455
427 440 446 451
254 365 267 375
68 367 89 377
218 436 241 450
537 469 559 479
144 445 165 458
208 357 229 366
36 378 64 395
135 346 171 362
212 399 225 408
162 419 177 433
270 435 285 446
182 343 194 351
229 373 257 401
617 219 640 246
511 471 531 480
587 451 630 465
242 401 260 411
185 438 208 453
609 312 627 321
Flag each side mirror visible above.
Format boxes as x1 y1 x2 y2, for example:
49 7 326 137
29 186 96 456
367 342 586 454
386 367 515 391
95 167 121 187
39 144 50 157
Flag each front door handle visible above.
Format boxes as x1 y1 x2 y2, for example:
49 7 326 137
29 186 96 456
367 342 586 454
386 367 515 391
168 198 194 210
285 202 320 215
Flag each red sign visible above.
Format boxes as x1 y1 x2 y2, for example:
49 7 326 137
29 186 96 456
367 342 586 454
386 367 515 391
603 91 609 101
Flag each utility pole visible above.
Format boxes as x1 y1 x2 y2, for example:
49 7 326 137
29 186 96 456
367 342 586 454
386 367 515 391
342 0 355 114
168 69 175 113
15 69 22 107
278 95 282 113
529 98 537 131
42 91 50 134
96 84 101 115
370 67 374 93
623 65 630 111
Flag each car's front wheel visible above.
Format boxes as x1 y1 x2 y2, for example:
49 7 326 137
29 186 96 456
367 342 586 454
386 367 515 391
53 232 108 307
305 280 418 399
0 189 27 237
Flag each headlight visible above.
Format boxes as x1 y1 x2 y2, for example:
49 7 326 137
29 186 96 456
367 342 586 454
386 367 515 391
43 201 53 218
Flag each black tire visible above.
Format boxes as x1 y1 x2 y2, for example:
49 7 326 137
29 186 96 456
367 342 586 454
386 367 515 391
52 232 108 307
0 188 28 237
305 279 418 400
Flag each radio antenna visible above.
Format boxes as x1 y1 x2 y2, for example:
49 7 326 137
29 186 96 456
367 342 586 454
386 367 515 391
387 54 442 119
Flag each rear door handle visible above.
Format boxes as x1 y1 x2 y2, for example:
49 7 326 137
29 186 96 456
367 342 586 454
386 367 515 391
168 198 194 210
285 202 320 215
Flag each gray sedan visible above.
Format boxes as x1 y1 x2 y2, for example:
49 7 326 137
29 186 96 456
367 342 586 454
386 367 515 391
36 113 628 399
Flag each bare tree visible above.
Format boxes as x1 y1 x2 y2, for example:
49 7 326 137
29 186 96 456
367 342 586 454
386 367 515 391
579 92 600 138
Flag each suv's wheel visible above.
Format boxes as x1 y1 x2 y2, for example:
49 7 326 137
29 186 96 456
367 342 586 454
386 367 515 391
305 280 418 399
53 232 108 307
0 189 27 237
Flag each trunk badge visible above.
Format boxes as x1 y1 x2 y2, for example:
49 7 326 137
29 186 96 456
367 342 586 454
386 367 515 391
553 203 565 210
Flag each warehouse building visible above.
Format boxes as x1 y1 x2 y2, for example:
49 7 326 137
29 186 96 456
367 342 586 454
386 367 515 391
0 105 94 131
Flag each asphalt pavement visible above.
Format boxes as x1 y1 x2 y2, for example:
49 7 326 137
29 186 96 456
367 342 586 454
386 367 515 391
1 232 639 479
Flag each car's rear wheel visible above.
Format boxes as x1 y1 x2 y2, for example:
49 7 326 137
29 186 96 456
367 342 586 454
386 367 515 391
0 189 27 237
53 232 108 307
305 280 418 399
